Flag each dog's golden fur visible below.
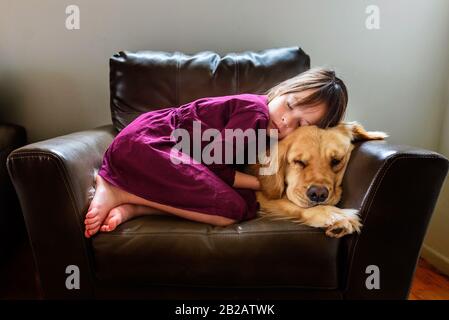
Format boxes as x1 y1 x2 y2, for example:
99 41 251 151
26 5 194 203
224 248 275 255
245 122 387 238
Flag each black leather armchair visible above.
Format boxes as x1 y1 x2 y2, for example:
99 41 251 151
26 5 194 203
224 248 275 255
6 47 449 299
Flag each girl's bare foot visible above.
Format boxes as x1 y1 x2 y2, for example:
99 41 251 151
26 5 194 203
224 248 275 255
100 204 137 232
84 174 125 238
100 204 164 232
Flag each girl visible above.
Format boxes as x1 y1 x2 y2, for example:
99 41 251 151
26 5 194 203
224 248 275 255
84 67 348 238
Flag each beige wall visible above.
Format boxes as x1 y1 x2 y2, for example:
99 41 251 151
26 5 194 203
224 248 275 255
1 0 449 146
422 78 449 275
1 1 449 272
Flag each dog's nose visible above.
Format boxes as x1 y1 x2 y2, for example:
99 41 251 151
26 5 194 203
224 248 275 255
307 185 329 203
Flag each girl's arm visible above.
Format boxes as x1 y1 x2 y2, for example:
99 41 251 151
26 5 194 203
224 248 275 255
232 171 261 190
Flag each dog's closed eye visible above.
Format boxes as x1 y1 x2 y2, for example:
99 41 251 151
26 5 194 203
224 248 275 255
330 158 342 167
294 159 307 168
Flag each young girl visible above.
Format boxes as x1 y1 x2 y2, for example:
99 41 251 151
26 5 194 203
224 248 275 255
84 67 348 238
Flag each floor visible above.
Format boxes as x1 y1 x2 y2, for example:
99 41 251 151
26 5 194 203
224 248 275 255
409 258 449 300
1 238 449 300
0 239 41 299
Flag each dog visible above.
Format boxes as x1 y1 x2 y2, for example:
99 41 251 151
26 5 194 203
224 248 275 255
245 122 387 238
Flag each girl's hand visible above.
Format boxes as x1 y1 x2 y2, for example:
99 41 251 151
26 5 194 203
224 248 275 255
232 171 261 190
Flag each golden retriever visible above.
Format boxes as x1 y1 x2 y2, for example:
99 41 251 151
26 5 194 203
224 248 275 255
245 122 387 238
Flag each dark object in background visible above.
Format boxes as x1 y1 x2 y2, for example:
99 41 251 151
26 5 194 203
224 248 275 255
0 123 27 259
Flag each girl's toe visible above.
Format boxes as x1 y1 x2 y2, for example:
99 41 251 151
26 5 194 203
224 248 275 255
107 220 118 232
84 217 97 225
86 208 99 219
86 221 100 230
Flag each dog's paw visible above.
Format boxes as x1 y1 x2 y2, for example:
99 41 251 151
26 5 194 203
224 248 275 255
325 209 362 238
303 206 354 228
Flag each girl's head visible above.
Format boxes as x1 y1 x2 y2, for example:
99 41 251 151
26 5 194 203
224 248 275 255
265 67 348 139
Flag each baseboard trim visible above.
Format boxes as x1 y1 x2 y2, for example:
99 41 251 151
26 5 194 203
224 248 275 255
421 244 449 277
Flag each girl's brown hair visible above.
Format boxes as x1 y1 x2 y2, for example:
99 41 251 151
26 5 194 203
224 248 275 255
265 67 348 128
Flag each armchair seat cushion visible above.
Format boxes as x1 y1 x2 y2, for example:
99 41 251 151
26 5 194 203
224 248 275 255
92 215 340 289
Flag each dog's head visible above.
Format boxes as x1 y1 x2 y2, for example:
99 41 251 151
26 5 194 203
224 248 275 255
259 121 388 207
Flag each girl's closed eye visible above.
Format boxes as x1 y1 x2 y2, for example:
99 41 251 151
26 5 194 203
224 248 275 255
266 66 348 138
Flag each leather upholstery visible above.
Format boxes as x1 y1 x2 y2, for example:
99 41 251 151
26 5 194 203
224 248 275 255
339 142 449 299
110 47 310 131
93 215 339 289
6 48 449 299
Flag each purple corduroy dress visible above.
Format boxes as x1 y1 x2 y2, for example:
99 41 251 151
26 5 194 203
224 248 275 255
98 93 270 221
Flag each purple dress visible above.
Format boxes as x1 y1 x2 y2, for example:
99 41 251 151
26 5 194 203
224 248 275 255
98 93 270 222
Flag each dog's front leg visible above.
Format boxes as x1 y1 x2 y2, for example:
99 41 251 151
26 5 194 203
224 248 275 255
256 192 362 238
256 192 309 223
300 205 362 238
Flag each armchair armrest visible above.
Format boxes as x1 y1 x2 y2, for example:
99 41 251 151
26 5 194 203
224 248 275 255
6 124 116 299
339 140 449 299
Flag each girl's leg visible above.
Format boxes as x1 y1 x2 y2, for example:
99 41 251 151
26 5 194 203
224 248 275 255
84 174 237 238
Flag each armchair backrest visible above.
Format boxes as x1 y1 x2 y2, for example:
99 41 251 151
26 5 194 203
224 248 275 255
109 47 310 131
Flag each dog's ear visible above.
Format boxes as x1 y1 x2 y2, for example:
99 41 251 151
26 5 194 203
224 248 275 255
338 121 388 142
258 140 288 199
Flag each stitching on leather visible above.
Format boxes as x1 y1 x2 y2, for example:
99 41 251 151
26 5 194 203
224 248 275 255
343 154 442 294
8 151 97 290
7 155 45 296
9 153 83 234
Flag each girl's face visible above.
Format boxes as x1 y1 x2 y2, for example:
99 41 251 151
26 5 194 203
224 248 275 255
266 90 327 140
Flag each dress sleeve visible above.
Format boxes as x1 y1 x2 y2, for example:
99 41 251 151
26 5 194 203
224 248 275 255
204 105 269 187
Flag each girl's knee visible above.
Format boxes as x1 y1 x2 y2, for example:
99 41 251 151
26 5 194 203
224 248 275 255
210 215 238 227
